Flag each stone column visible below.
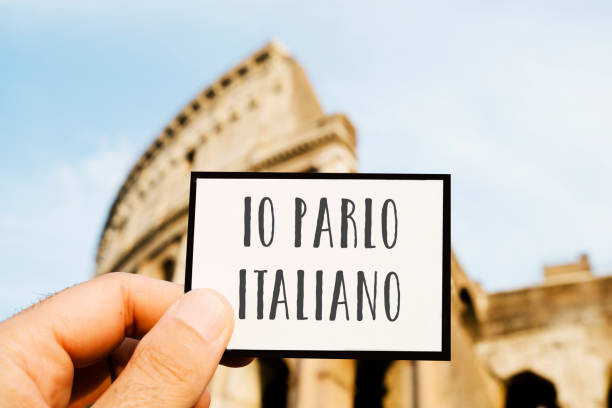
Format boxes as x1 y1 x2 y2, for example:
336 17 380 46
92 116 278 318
293 359 356 408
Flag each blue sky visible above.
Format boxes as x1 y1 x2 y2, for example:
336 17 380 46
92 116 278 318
1 0 611 319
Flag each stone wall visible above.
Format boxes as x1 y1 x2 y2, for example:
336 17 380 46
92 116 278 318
95 41 356 279
95 42 364 408
95 42 612 408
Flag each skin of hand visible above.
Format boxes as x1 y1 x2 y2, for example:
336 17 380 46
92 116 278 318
0 272 251 407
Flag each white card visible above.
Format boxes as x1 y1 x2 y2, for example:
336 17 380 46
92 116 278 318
185 173 450 360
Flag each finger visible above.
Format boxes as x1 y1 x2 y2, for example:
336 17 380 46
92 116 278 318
94 289 233 408
194 389 211 408
70 341 247 406
69 338 139 407
4 272 183 366
220 356 253 368
70 341 248 406
69 359 110 408
108 337 140 378
0 273 182 407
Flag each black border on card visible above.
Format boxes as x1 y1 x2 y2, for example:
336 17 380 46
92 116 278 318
185 172 451 361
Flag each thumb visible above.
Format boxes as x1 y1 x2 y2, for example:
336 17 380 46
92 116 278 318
94 289 234 408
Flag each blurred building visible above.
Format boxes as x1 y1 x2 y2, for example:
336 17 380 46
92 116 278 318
95 42 612 408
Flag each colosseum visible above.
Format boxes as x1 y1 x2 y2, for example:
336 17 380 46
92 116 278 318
96 42 612 408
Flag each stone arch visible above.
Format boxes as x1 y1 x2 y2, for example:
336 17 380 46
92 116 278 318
258 358 289 408
382 361 417 408
607 365 612 408
505 370 558 408
459 287 479 337
354 360 393 408
161 257 175 282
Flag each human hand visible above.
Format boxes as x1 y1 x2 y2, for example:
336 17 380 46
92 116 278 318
0 272 248 407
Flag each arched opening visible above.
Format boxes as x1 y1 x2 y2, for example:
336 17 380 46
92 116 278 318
161 258 175 282
459 288 479 337
607 370 612 408
354 360 393 408
258 358 289 408
185 148 195 164
505 371 558 408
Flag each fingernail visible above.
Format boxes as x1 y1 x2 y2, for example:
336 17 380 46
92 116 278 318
172 290 228 342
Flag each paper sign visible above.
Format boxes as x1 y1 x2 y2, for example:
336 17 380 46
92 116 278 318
185 173 450 360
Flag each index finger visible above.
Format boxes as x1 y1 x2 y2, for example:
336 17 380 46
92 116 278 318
4 272 183 366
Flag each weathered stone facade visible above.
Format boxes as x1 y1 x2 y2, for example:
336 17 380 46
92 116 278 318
96 42 612 408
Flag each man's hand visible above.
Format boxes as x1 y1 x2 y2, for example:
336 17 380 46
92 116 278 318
0 272 245 407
